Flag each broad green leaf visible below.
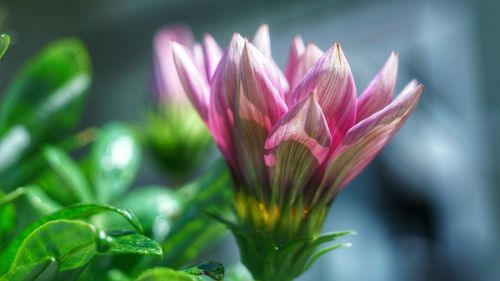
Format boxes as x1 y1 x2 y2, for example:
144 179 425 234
0 258 59 281
181 261 224 281
0 220 161 281
135 268 197 281
0 34 10 59
91 123 141 203
1 220 96 280
102 230 162 257
43 146 93 203
0 203 143 274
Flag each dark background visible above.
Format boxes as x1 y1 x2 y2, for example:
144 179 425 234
0 0 498 280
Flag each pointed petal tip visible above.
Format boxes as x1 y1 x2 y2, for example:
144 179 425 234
170 41 185 56
388 51 399 63
305 43 323 56
231 32 245 42
257 23 269 32
324 42 347 62
293 34 303 41
203 32 215 42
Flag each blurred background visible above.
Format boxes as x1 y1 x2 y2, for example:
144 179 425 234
0 0 498 280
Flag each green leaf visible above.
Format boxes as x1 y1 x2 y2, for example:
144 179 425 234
0 34 10 59
112 186 182 240
134 268 197 281
0 220 96 280
91 123 141 203
0 190 16 245
23 186 62 216
224 263 254 281
102 230 162 257
0 39 92 187
43 146 94 203
0 203 143 274
0 38 91 132
160 161 233 267
1 258 59 281
0 127 96 191
181 261 224 281
0 220 162 281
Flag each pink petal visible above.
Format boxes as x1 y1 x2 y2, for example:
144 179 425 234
192 43 208 83
252 24 289 95
208 33 245 171
290 43 357 149
356 52 399 122
264 92 332 206
231 41 288 194
202 33 223 82
252 24 271 59
284 35 305 90
315 83 424 204
153 26 195 102
236 41 287 129
286 43 324 100
172 42 210 120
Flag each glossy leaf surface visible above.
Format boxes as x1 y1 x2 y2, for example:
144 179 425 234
0 220 161 281
135 268 197 281
0 203 143 273
0 34 10 59
91 123 141 203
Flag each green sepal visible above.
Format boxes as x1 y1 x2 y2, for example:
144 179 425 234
210 210 354 281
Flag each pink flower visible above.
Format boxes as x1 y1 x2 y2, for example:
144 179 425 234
153 25 222 105
172 24 423 232
148 26 222 181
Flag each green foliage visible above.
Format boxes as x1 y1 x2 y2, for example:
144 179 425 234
43 146 94 203
0 34 10 59
135 268 197 281
158 161 232 268
181 261 224 281
0 204 161 281
0 203 145 273
135 261 224 281
0 38 92 191
224 263 254 281
142 103 213 183
0 191 16 244
8 123 232 277
91 123 141 203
